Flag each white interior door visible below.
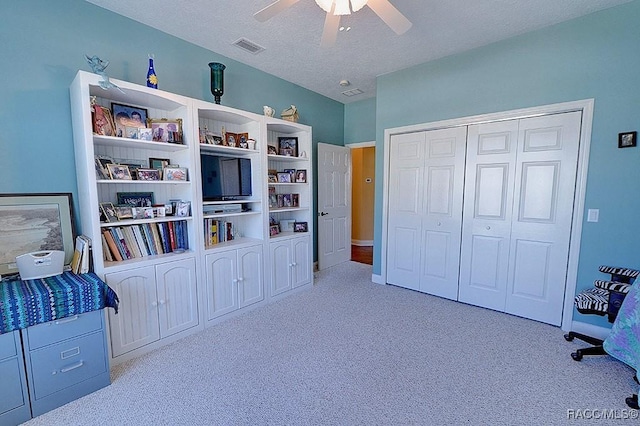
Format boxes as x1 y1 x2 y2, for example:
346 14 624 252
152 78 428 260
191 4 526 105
386 132 425 290
458 120 519 310
419 127 467 299
318 143 351 270
505 112 581 325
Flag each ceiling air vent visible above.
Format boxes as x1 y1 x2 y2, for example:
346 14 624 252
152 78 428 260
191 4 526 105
233 38 265 54
342 88 364 97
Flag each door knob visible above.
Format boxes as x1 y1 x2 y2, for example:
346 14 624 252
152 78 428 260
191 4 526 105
319 212 329 216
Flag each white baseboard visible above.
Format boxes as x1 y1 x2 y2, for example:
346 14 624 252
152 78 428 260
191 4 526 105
352 240 373 246
566 320 611 340
372 273 384 285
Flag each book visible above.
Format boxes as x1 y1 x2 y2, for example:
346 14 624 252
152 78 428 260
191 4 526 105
70 236 84 274
79 235 91 273
103 229 123 261
132 225 150 256
101 233 113 262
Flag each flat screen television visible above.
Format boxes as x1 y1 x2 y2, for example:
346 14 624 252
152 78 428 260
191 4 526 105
200 154 252 201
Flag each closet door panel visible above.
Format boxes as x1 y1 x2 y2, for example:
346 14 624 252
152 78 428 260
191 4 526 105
419 127 466 300
459 120 518 308
505 111 581 325
387 132 425 289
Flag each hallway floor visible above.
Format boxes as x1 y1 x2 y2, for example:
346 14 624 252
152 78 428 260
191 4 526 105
351 245 373 265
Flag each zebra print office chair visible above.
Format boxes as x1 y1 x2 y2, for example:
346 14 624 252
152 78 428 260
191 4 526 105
564 265 639 361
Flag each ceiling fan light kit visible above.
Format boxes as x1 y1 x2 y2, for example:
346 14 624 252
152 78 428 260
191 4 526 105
315 0 368 15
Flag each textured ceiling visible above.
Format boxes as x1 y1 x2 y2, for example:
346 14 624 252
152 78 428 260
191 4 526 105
85 0 632 104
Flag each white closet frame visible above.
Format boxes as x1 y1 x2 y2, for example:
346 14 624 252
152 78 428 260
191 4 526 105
380 99 594 332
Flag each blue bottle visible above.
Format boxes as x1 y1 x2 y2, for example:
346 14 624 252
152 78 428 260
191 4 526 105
147 55 158 89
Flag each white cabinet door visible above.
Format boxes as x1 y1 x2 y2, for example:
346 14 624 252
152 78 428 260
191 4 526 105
106 266 159 357
238 245 264 308
292 236 311 289
270 240 292 296
206 251 238 320
156 258 198 338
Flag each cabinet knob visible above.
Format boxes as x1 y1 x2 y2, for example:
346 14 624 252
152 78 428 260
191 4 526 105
237 277 244 282
437 222 442 226
486 226 491 230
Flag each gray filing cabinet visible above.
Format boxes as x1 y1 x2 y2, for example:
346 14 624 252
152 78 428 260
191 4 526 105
22 309 110 417
0 330 31 425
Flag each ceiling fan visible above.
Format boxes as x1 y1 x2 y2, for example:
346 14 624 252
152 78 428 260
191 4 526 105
254 0 413 47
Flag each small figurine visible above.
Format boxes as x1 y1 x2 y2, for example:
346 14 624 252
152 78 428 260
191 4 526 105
84 54 124 93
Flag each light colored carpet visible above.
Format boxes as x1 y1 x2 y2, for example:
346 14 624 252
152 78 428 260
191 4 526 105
24 261 637 425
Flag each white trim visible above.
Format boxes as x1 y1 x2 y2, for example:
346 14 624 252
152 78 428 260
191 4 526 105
569 321 611 341
352 239 373 246
346 140 375 148
372 273 384 284
381 99 594 331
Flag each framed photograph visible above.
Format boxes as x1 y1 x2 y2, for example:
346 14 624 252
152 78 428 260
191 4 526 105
136 168 161 181
295 170 307 183
93 105 116 136
269 194 278 208
163 167 188 181
269 224 280 236
176 201 191 217
100 202 118 222
114 205 134 220
125 126 140 139
148 118 183 143
268 174 278 183
107 163 132 180
292 193 300 207
138 128 153 141
282 193 292 207
117 192 154 207
618 131 637 148
277 172 292 183
238 132 249 148
267 145 278 155
284 169 296 181
225 132 238 147
278 137 298 157
149 157 170 172
0 193 75 276
294 221 308 232
111 102 148 138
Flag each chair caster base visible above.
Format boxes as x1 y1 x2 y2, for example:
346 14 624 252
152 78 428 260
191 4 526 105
626 394 638 410
571 351 583 361
564 333 574 342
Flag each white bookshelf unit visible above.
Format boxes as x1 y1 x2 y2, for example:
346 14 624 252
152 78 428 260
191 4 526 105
70 71 314 365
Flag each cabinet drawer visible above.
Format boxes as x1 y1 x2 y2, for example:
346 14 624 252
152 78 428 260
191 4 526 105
0 331 18 360
25 310 103 349
28 330 108 400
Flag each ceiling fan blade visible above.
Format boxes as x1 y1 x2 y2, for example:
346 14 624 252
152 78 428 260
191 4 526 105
366 0 412 35
320 9 341 48
254 0 300 22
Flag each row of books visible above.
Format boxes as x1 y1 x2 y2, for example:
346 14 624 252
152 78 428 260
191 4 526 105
70 235 91 274
204 219 235 248
101 220 189 261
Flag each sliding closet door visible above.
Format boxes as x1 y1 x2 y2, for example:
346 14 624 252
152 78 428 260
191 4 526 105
418 127 467 299
458 120 519 310
387 132 425 290
505 112 581 325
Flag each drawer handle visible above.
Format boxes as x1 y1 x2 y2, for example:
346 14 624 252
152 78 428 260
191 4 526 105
53 315 79 325
52 360 84 375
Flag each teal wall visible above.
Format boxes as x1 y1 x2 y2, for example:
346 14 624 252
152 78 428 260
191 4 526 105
0 0 344 261
344 98 376 144
374 1 640 327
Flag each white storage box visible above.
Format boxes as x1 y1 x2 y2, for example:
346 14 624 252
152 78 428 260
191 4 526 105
16 250 65 280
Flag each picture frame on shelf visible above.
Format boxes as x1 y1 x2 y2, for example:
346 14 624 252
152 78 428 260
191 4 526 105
278 137 298 157
238 132 249 148
111 102 148 138
148 118 183 143
267 144 278 155
117 192 154 207
282 193 292 207
100 202 118 222
270 224 280 236
277 172 291 183
149 157 170 173
294 221 308 232
295 170 307 183
269 194 278 208
163 166 188 181
175 201 191 217
94 157 109 180
138 128 153 141
107 164 132 180
136 168 161 181
125 126 141 139
283 169 296 181
114 205 134 220
225 132 238 147
618 131 637 148
268 174 278 183
292 193 300 207
93 105 116 136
